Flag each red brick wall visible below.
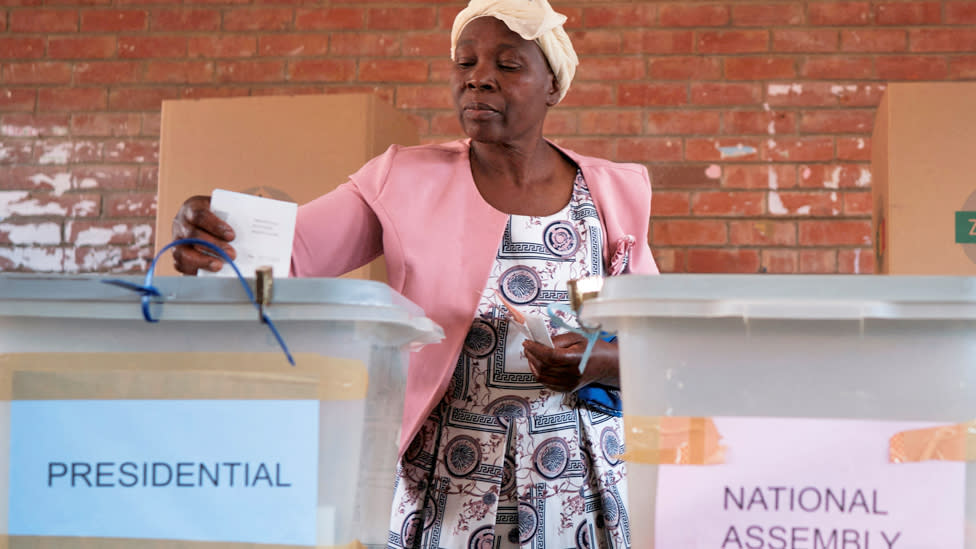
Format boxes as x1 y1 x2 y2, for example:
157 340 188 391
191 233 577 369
1 1 975 274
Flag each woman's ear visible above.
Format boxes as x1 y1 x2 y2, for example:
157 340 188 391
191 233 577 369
546 72 560 107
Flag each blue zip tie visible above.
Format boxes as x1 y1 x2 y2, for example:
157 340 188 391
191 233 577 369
103 238 295 366
546 302 610 375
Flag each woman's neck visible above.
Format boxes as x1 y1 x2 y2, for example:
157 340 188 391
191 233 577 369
468 138 577 216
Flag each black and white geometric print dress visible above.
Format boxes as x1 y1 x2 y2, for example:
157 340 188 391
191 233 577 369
387 172 631 549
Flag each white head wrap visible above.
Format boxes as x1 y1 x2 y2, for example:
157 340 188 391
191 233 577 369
450 0 579 103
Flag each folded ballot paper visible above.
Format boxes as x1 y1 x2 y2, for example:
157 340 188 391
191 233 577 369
199 188 297 278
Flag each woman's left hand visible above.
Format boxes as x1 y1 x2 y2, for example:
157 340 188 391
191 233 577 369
523 333 619 393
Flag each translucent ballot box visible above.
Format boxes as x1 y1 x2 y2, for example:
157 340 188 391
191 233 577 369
582 275 976 549
0 275 443 549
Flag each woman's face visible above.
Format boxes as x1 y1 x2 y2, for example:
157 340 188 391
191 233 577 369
451 16 558 145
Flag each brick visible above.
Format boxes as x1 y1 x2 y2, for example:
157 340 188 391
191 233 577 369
617 83 686 106
652 219 727 246
72 165 140 189
37 88 106 111
104 192 156 217
402 32 448 58
766 82 836 107
829 83 886 107
651 191 691 217
659 4 729 27
0 88 36 111
799 220 871 245
118 0 181 5
579 111 641 135
152 9 220 31
808 1 871 25
0 38 45 60
724 164 796 189
584 5 656 28
837 248 874 274
770 190 841 216
651 248 686 273
67 220 152 245
570 30 622 56
801 56 873 79
330 33 400 57
395 85 452 109
103 140 158 163
0 192 100 218
686 138 762 162
287 59 356 82
799 164 872 189
145 61 213 83
119 35 186 58
950 55 976 79
725 57 797 80
874 2 941 25
621 30 695 54
576 57 645 81
841 29 906 52
109 87 181 110
800 109 874 133
559 83 614 108
698 31 769 54
294 7 364 30
732 3 805 26
71 113 141 136
799 249 837 273
911 29 976 52
617 138 683 162
48 37 116 59
0 166 71 190
1 113 69 137
3 62 72 84
74 61 141 84
259 34 329 57
81 9 147 31
843 191 873 215
692 191 764 216
430 112 462 136
946 1 976 23
185 0 248 6
687 249 760 273
761 249 798 273
436 5 464 31
837 137 872 160
0 247 65 272
188 36 256 58
772 30 838 52
138 165 157 187
649 164 717 188
646 111 721 135
10 9 77 32
541 111 576 135
763 137 835 162
725 110 796 135
0 141 33 164
647 56 722 80
691 83 761 106
730 220 797 246
217 60 284 83
428 58 453 83
34 139 102 164
359 59 428 83
141 113 160 136
367 7 436 30
0 221 62 245
547 138 614 160
223 8 293 32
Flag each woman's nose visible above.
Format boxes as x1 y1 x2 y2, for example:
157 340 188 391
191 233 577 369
466 65 497 91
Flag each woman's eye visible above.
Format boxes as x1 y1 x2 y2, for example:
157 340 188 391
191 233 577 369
499 64 520 71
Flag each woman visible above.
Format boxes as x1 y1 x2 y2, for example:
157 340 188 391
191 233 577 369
172 0 659 546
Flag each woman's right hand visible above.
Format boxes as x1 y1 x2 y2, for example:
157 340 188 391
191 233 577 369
171 195 237 275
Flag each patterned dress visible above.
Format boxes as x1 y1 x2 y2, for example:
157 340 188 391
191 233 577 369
387 172 631 549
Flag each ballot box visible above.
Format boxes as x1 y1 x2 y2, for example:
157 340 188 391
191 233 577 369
581 274 976 548
0 275 442 548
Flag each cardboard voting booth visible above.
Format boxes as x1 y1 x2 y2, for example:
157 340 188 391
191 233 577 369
872 82 976 275
153 93 420 280
0 275 443 548
582 274 976 548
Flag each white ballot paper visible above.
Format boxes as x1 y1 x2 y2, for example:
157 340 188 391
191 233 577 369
200 189 297 278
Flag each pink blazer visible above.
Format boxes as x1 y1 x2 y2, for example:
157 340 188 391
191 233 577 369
292 139 659 453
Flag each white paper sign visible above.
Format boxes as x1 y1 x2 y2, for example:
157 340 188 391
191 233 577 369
202 188 297 278
656 417 965 548
10 400 319 546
